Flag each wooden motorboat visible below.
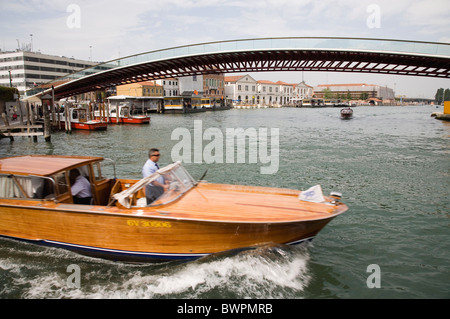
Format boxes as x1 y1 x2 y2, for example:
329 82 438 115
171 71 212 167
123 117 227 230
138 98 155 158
61 107 107 131
340 107 353 119
0 155 348 262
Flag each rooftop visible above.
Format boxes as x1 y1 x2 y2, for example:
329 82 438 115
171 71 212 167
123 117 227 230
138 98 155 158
317 83 377 87
224 75 246 82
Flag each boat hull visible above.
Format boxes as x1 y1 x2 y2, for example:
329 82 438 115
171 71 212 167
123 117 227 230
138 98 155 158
96 116 150 124
340 109 353 119
61 121 108 131
0 201 336 262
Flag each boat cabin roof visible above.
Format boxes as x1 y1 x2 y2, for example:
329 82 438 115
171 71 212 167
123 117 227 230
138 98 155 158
0 155 104 177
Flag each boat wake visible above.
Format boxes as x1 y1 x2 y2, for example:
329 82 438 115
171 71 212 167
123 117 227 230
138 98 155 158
141 244 312 299
0 239 312 298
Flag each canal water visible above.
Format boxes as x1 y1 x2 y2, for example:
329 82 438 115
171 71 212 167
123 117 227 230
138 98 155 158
0 105 449 299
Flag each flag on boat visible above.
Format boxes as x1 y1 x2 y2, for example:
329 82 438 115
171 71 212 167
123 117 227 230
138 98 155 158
298 185 325 203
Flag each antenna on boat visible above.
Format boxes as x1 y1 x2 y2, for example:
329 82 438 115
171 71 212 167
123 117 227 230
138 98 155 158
197 169 208 183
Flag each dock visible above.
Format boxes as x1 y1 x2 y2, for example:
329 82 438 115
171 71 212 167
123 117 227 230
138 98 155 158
431 112 450 121
432 101 450 121
0 123 44 141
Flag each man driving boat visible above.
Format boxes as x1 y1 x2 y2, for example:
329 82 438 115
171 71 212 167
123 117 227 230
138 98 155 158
142 148 169 204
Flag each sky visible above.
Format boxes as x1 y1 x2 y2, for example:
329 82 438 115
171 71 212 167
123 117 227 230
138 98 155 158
1 0 449 98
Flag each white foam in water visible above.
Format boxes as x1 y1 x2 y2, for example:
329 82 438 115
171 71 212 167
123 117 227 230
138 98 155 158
5 245 311 298
98 246 311 299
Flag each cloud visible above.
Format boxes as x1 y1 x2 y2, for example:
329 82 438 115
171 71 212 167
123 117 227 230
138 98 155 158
2 0 449 60
402 0 450 33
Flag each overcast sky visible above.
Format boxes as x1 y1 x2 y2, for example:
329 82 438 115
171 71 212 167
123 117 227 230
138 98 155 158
1 0 449 98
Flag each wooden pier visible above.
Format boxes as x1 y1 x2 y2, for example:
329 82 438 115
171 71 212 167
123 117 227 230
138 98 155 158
0 123 44 141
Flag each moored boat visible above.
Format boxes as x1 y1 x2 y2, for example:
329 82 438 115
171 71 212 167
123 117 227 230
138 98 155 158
95 104 150 124
60 107 107 131
0 155 348 262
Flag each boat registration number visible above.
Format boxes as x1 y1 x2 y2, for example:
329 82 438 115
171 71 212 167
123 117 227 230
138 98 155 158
127 219 172 228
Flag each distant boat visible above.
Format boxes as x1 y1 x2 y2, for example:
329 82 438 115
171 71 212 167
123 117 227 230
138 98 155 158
340 107 353 119
0 155 348 262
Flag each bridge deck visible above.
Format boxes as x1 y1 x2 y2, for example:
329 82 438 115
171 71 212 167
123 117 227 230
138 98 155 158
27 37 450 99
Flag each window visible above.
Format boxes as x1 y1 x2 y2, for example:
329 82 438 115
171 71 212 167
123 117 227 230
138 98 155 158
53 172 69 196
0 175 31 198
93 162 105 181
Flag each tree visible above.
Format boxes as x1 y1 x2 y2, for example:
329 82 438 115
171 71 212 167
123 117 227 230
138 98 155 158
346 90 352 101
323 88 333 99
444 88 450 101
435 88 444 104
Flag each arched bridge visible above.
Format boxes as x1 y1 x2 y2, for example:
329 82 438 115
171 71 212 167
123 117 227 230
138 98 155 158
46 37 450 98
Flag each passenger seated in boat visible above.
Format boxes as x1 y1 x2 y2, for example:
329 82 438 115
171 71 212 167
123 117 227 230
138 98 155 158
142 148 169 204
69 169 93 205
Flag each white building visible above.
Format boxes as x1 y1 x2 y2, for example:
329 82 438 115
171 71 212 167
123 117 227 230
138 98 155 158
178 75 204 97
293 81 314 101
0 50 98 97
155 78 179 97
224 74 258 104
276 81 296 105
257 80 284 106
225 74 312 106
313 83 395 101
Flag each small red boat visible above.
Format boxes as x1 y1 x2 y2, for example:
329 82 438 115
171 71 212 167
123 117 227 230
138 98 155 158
60 107 107 131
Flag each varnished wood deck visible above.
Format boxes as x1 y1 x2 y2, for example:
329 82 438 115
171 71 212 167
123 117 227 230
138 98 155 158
137 182 346 223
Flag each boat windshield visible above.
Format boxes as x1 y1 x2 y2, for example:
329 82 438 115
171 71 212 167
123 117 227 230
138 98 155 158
113 161 196 208
149 163 196 207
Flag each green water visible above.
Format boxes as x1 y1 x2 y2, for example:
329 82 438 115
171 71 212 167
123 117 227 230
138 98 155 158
0 105 449 299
